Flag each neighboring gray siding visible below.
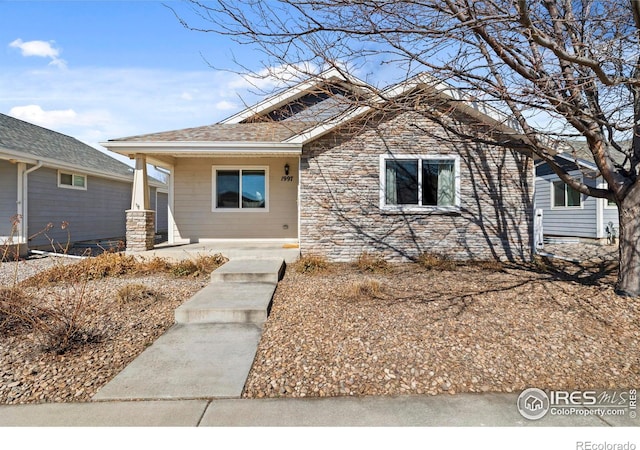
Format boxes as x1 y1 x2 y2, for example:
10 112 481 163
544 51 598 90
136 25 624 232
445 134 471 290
27 167 131 248
156 191 168 233
300 111 533 262
0 160 17 238
602 200 619 238
534 170 597 238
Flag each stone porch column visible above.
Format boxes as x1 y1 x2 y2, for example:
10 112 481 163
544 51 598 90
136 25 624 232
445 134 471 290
126 155 155 252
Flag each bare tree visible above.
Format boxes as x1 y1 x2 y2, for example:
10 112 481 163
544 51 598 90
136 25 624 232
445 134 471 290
175 0 640 296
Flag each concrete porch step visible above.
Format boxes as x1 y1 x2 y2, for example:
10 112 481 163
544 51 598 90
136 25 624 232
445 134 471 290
174 282 276 325
210 258 285 284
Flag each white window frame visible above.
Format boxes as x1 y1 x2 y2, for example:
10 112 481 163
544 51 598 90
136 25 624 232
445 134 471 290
211 165 269 212
57 171 87 190
379 154 461 213
551 177 583 209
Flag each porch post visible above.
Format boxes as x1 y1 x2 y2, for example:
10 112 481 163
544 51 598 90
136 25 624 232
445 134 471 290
126 155 155 252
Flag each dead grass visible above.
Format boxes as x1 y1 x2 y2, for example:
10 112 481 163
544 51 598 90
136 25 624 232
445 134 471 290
116 284 159 304
416 252 458 270
343 278 384 301
295 254 330 274
354 252 390 273
170 254 227 277
21 252 227 287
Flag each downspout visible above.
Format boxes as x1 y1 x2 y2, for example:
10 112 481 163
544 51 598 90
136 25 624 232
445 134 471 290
18 161 43 247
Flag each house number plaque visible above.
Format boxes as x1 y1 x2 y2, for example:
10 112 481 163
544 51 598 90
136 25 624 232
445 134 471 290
281 175 294 182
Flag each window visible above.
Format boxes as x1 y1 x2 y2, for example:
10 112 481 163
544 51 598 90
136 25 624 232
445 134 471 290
212 166 268 211
381 155 459 211
58 171 87 190
552 180 581 208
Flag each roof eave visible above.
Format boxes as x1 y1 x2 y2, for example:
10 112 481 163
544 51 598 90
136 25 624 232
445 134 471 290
101 141 303 157
0 148 136 183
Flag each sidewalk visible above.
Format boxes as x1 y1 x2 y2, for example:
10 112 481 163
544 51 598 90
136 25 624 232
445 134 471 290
0 394 636 426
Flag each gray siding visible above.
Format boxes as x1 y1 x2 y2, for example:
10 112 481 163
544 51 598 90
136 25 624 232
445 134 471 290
602 199 619 238
0 160 17 237
27 167 131 248
534 171 597 238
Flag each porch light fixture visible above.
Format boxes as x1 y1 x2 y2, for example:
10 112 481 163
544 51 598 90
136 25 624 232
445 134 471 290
284 163 290 175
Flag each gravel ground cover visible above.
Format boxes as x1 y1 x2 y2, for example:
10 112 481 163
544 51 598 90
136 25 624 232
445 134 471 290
1 245 637 404
0 255 212 404
243 255 639 398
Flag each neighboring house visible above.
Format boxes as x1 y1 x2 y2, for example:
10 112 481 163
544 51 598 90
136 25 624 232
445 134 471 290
534 146 620 243
103 69 535 262
0 113 167 256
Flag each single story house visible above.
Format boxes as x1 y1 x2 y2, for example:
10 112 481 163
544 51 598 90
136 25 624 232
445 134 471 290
0 113 167 256
534 144 621 243
103 69 535 262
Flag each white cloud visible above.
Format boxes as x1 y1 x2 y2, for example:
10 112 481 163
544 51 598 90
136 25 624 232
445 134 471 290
0 66 256 150
9 105 77 128
9 38 67 68
214 100 237 111
227 63 321 91
180 92 193 101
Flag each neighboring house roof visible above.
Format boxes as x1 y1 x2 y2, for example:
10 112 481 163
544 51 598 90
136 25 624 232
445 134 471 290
536 140 631 178
0 113 135 179
0 113 163 185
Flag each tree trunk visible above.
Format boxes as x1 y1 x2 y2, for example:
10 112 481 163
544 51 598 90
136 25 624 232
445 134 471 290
616 182 640 296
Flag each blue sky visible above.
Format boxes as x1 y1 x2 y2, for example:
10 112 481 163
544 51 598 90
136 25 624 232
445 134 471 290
0 0 279 156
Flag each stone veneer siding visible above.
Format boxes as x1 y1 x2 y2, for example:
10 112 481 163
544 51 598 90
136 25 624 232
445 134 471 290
126 210 155 252
299 111 533 262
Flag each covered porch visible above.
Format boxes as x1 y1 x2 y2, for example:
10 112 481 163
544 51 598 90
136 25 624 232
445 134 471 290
102 138 302 253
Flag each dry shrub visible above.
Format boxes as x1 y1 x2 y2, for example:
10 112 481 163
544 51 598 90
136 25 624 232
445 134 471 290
1 284 96 353
140 256 173 273
416 252 457 271
344 278 384 301
295 254 330 274
171 254 227 277
22 252 227 286
22 252 138 287
354 251 390 273
0 287 31 333
116 284 158 304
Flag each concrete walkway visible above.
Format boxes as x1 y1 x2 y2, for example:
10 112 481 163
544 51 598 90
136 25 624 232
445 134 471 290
93 258 285 401
135 241 300 264
1 394 637 426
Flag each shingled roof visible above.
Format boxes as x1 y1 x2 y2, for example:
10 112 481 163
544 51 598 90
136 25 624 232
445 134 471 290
109 121 315 143
0 113 135 179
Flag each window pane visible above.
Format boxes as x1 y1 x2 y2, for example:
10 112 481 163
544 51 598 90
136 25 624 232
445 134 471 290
553 181 565 207
60 173 72 186
217 170 240 208
422 162 439 205
423 160 455 206
242 170 266 208
385 160 418 205
567 185 581 207
73 175 85 188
